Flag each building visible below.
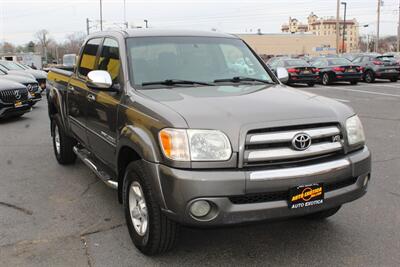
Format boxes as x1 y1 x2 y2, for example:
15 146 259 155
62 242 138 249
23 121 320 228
281 12 359 52
237 33 336 56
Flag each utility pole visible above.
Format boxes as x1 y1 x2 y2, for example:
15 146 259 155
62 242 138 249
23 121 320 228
144 19 148 28
124 0 128 29
86 18 90 35
376 0 381 52
336 0 340 53
100 0 103 31
398 0 400 52
341 2 347 53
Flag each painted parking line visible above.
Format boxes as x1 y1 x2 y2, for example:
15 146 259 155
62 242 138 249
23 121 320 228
312 86 400 98
371 83 400 89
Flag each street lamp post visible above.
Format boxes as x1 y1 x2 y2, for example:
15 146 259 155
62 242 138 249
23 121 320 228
341 2 347 53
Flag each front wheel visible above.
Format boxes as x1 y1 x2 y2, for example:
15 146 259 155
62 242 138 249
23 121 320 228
51 115 77 165
390 78 398 82
123 161 179 255
304 206 341 220
350 81 358 85
307 82 315 87
364 71 375 83
322 73 332 85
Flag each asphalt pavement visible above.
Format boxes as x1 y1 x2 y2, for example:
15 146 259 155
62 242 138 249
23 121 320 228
1 81 399 266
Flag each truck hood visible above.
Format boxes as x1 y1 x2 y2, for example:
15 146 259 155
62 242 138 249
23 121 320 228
139 84 354 150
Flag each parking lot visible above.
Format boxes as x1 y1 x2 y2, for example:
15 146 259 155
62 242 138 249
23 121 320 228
0 81 399 266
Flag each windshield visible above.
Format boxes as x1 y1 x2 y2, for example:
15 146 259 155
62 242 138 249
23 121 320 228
284 60 309 67
327 58 351 66
127 36 273 88
0 61 25 70
376 56 395 61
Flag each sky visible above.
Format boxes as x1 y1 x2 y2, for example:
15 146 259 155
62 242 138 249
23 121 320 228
0 0 399 45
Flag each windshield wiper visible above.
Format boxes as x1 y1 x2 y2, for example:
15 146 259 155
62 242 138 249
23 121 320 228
214 76 274 84
142 79 213 87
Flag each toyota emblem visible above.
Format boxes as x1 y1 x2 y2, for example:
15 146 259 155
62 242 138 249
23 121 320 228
26 84 33 92
14 90 21 100
292 133 312 151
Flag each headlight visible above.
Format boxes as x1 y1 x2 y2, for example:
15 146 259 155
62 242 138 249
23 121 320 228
346 115 365 146
159 128 232 161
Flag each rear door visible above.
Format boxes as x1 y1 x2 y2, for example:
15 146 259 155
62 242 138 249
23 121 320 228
86 37 122 167
67 37 102 145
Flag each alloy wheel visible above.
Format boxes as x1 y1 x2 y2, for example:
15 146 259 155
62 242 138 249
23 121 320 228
129 181 148 236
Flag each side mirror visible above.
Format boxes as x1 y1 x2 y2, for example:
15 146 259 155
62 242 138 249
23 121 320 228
86 70 114 90
276 67 289 84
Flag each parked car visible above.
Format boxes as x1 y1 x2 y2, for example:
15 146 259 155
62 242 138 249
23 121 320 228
0 60 47 91
0 68 41 105
47 29 371 255
269 58 319 86
266 56 290 67
0 79 31 119
313 58 362 85
352 55 399 83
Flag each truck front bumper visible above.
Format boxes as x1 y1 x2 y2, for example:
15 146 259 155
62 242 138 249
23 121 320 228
153 146 371 226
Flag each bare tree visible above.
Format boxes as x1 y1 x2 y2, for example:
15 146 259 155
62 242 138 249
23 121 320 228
64 32 86 54
35 29 51 62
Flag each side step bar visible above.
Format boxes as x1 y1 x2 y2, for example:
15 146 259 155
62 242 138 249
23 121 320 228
73 146 118 190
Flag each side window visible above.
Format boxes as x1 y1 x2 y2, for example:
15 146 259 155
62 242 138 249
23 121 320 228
98 38 121 83
353 57 362 63
78 38 102 77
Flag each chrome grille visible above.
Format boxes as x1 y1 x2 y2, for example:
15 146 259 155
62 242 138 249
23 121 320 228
244 124 343 166
0 88 28 103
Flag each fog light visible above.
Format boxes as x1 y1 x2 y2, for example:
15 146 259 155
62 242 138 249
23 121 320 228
190 200 211 218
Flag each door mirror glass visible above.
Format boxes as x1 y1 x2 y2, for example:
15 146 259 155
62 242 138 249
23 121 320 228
276 67 289 83
87 70 113 90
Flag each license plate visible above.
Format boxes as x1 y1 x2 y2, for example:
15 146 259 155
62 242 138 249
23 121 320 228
347 69 355 72
14 101 22 108
302 70 310 74
289 183 324 209
30 92 35 97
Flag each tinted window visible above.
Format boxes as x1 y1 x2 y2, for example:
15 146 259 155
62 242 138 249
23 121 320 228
98 38 121 82
127 37 273 87
78 38 102 77
327 58 351 65
284 60 309 67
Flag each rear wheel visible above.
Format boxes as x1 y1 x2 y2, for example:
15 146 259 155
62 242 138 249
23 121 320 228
51 115 77 165
307 82 315 87
364 70 375 83
350 80 358 85
322 73 332 85
304 206 341 220
123 161 179 255
390 78 398 82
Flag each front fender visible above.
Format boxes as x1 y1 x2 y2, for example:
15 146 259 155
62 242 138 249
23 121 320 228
118 125 161 163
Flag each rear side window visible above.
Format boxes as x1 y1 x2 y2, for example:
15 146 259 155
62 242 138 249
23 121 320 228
78 38 102 77
98 38 121 82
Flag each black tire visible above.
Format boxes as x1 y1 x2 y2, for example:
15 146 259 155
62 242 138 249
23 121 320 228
51 114 77 165
364 70 375 83
350 80 358 85
307 82 315 87
390 78 398 82
123 161 179 255
322 73 332 85
304 206 341 220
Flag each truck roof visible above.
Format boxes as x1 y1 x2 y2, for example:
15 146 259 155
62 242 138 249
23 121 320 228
90 29 238 39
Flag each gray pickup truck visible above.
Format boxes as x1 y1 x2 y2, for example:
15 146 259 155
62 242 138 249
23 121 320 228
47 29 371 255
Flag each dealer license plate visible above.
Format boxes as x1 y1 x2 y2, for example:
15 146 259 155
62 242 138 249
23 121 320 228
289 183 324 209
14 101 22 108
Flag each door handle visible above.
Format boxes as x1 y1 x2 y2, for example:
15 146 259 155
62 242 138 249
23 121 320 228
87 94 96 102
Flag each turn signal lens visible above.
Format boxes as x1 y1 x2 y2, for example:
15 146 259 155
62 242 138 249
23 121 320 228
159 129 190 161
